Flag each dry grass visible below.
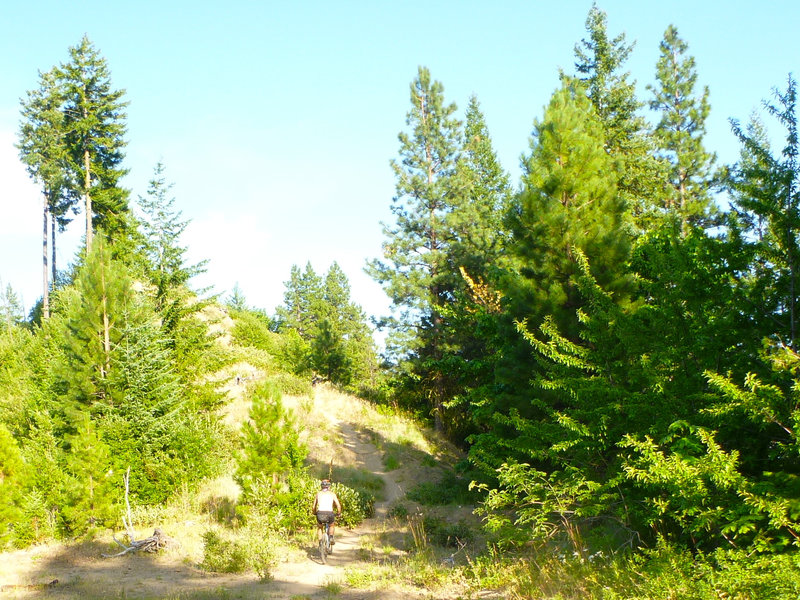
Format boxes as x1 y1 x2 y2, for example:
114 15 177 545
0 336 477 599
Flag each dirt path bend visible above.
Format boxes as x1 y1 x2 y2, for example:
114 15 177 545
269 410 407 594
0 387 429 600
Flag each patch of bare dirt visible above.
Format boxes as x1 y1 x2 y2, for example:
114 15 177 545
0 383 470 599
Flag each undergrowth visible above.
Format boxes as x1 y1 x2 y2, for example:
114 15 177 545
343 527 800 600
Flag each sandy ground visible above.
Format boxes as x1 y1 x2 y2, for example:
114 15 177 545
0 385 455 600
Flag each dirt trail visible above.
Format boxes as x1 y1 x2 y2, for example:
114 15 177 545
0 385 424 600
269 414 407 593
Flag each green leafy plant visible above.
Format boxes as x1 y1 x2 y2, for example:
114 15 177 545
200 530 249 573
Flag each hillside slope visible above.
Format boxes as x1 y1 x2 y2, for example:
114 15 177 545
0 375 485 600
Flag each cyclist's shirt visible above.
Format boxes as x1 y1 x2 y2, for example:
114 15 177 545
314 490 340 513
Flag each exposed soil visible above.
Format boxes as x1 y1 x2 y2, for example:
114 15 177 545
0 385 461 599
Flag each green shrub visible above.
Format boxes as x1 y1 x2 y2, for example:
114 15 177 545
200 527 279 580
200 530 249 573
268 372 313 397
230 309 278 353
332 481 374 526
383 450 400 471
407 471 477 506
388 503 409 519
244 470 374 531
422 516 474 547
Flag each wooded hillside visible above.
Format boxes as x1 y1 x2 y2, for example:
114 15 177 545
2 5 800 598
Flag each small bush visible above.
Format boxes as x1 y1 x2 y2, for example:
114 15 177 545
383 451 400 471
332 481 374 526
200 530 249 573
200 527 279 580
268 373 313 397
388 503 409 519
407 471 476 506
422 516 474 547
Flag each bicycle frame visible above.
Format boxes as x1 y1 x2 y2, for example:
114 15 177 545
319 521 332 563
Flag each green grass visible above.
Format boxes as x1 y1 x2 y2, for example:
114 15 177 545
330 465 386 501
407 471 477 506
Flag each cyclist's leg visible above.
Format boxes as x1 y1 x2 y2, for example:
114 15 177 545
315 514 324 541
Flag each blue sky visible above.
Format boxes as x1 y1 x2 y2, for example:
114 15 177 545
1 1 798 327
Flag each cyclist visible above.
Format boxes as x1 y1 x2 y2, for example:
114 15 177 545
312 478 342 545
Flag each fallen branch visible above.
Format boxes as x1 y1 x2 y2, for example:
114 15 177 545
0 580 59 592
102 467 177 558
103 528 175 558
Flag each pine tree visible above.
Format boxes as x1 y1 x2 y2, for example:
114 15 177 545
366 66 462 430
137 162 204 297
730 75 800 348
226 284 248 311
17 67 72 319
276 262 377 387
54 240 132 409
61 415 115 534
648 25 719 233
450 95 512 279
275 263 324 338
471 81 633 474
0 283 25 329
135 161 210 371
311 318 351 384
434 96 512 441
319 263 377 387
58 35 129 250
512 81 632 332
0 423 26 547
572 3 664 229
235 382 306 497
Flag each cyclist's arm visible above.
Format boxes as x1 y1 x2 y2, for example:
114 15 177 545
312 493 319 514
333 494 342 513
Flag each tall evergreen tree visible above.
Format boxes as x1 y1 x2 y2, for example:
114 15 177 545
572 3 664 229
513 81 632 333
366 66 462 430
730 75 800 349
275 262 324 338
17 67 72 319
436 96 511 441
0 283 25 329
135 161 209 354
319 263 377 386
471 81 633 474
276 262 376 388
58 35 129 250
449 95 512 280
648 25 718 233
137 162 203 295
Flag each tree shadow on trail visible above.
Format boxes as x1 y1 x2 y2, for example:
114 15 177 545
8 540 338 600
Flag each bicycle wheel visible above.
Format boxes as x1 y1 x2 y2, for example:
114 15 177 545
319 535 327 564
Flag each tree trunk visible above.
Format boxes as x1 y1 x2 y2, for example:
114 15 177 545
51 216 57 288
84 146 93 252
101 261 111 378
42 196 50 320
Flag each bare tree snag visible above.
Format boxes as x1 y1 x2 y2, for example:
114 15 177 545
102 467 177 558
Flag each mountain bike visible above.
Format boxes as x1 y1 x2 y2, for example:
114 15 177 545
318 520 333 564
